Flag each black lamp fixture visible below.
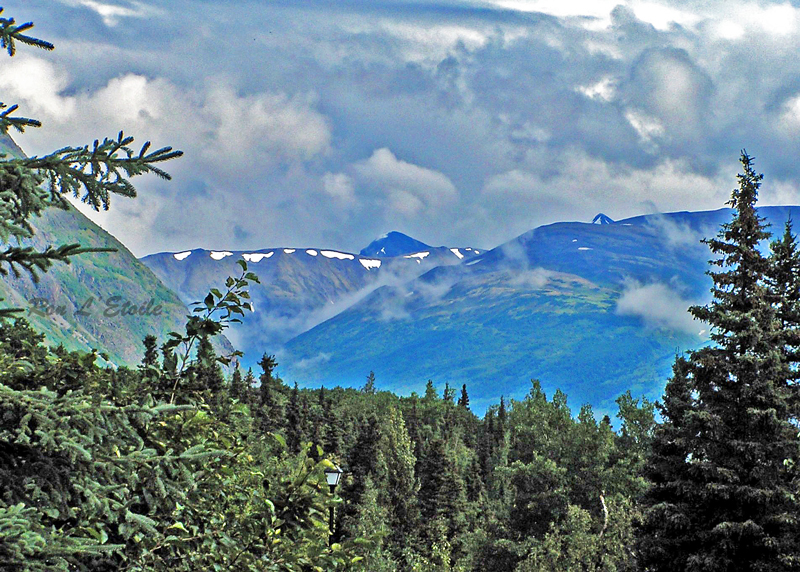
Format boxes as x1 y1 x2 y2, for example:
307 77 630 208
324 465 343 545
324 465 343 493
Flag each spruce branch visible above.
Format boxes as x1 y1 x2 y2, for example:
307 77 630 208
0 133 181 282
0 9 54 56
23 132 184 211
0 102 41 134
0 243 113 282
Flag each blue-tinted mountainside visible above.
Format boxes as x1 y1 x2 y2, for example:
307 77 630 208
359 231 483 259
141 241 482 368
360 231 431 257
281 206 800 415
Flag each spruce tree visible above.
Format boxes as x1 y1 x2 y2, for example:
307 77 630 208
285 382 304 453
140 334 158 369
362 371 376 394
256 353 282 433
376 406 419 562
229 364 244 402
637 152 800 571
243 367 255 403
458 383 470 409
341 416 381 536
767 219 800 421
323 393 341 455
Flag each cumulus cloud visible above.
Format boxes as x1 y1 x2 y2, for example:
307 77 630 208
323 172 357 205
354 148 458 216
4 55 333 253
616 281 707 336
6 0 800 256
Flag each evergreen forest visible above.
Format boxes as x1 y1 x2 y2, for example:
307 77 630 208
3 9 800 572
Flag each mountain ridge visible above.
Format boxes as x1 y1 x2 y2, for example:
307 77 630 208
279 206 800 415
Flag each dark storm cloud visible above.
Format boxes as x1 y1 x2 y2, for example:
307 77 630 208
4 0 800 255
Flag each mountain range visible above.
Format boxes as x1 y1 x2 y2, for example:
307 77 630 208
276 206 800 415
140 233 483 361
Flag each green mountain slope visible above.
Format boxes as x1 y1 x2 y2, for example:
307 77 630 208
0 135 193 365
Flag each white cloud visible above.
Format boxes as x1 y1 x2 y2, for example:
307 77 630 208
616 281 706 336
624 109 665 150
204 86 331 169
484 0 618 21
323 172 356 205
354 148 458 216
645 214 708 251
750 2 798 36
56 0 161 26
577 76 617 102
0 56 75 118
3 55 334 253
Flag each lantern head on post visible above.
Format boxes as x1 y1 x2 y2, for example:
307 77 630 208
324 465 343 494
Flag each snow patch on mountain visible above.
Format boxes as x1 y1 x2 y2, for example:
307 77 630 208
210 251 233 260
359 258 382 270
404 251 430 260
450 248 464 259
284 249 296 254
173 251 192 261
321 250 355 260
306 249 318 256
242 252 274 262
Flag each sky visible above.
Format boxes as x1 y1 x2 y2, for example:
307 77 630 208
5 0 800 256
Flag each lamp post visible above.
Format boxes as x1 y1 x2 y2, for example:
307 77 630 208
324 465 343 546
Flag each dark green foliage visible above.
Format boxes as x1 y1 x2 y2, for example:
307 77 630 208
285 382 304 453
1 279 374 571
637 152 800 571
323 395 341 456
230 364 244 402
767 219 800 407
141 335 158 369
256 354 283 433
362 371 376 395
458 383 470 409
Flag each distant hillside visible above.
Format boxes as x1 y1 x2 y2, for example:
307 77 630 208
0 134 201 365
140 238 482 366
280 206 800 415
